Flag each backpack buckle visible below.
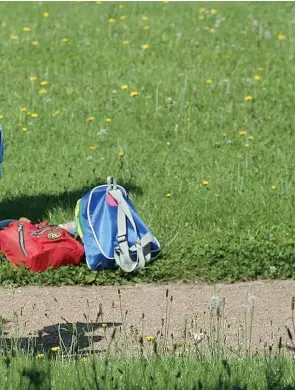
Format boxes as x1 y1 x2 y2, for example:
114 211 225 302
117 234 127 244
114 247 121 255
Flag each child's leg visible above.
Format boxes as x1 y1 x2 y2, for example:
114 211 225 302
58 220 76 235
0 219 17 231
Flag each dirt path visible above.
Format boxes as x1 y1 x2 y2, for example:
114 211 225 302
0 280 294 354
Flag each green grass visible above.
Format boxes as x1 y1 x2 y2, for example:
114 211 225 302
1 355 295 390
0 1 295 285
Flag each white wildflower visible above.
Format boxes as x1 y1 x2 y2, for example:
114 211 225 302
264 31 272 40
193 331 204 343
97 128 107 136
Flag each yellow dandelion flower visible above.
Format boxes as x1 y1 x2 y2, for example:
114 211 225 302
121 84 128 90
209 28 215 33
32 40 39 46
101 323 107 329
199 7 206 13
248 135 254 141
257 67 264 71
166 193 172 199
141 16 148 21
10 34 19 40
238 130 247 135
0 115 4 120
202 180 209 186
118 151 124 157
244 95 253 101
31 113 38 118
210 9 217 15
178 341 192 347
244 143 250 148
29 75 37 81
145 335 155 342
205 79 212 84
141 44 149 50
37 353 45 359
199 15 205 21
105 118 112 123
87 116 95 122
20 107 27 112
120 15 127 21
278 33 286 41
22 127 28 132
143 25 150 31
43 12 49 18
254 75 261 81
81 357 88 362
61 37 69 43
51 346 59 352
39 88 47 94
271 185 277 190
54 110 61 116
130 91 138 97
89 145 96 151
122 40 129 45
108 17 115 23
23 27 31 32
40 81 49 86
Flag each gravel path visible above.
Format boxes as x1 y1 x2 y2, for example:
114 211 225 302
0 280 294 355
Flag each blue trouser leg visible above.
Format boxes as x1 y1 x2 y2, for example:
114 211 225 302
0 219 17 231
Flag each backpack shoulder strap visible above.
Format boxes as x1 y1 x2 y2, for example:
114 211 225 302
108 188 153 272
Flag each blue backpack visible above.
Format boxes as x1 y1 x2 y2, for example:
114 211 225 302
75 177 161 272
0 126 4 179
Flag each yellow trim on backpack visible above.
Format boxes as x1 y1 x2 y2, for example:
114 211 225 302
75 199 84 239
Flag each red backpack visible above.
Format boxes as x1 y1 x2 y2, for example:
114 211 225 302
0 221 85 272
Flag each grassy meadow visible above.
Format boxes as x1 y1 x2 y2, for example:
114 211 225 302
0 1 295 285
2 355 295 390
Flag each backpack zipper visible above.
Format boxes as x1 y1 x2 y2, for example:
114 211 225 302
17 223 27 257
31 226 62 237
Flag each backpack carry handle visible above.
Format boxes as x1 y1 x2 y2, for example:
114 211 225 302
107 176 117 190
